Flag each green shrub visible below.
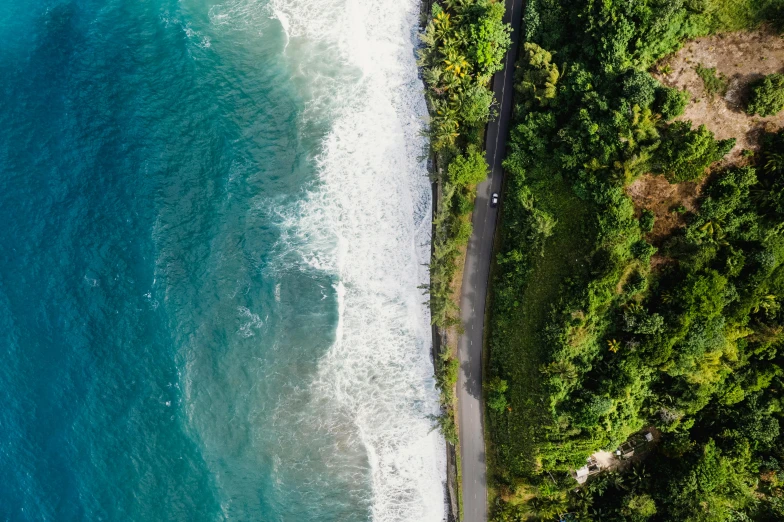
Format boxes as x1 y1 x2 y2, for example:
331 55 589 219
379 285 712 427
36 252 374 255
486 377 509 413
655 86 689 121
459 82 497 125
453 220 473 246
657 121 735 182
437 413 458 445
640 209 655 232
624 270 648 294
517 42 560 109
631 239 657 263
623 70 659 109
467 0 512 80
448 147 488 188
695 64 728 98
455 191 475 215
625 494 657 517
441 357 460 389
747 73 784 117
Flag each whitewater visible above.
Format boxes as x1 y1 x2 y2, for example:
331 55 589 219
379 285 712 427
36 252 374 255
268 0 446 520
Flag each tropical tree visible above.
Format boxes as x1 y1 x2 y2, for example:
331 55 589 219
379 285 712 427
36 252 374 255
747 73 784 117
517 43 560 108
766 152 784 174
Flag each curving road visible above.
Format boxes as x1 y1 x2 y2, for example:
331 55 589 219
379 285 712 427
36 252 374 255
456 0 524 520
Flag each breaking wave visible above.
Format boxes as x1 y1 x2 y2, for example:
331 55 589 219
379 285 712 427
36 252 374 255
268 0 446 519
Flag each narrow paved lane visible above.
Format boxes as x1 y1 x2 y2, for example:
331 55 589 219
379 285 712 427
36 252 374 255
456 0 524 520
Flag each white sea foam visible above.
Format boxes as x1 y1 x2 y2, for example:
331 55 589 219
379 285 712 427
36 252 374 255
237 306 264 338
269 0 446 520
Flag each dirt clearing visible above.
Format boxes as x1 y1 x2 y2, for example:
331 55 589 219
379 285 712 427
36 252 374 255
626 174 704 244
653 27 784 165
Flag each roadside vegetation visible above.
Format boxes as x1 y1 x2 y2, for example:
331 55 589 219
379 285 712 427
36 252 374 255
419 0 510 447
420 0 510 327
485 0 784 520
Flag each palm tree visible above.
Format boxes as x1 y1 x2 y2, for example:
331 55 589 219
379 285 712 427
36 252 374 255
422 66 444 91
766 152 784 174
432 11 452 42
588 507 611 521
442 47 470 79
699 219 728 245
442 27 469 50
429 99 460 149
541 360 578 382
750 176 774 208
752 294 777 314
626 302 643 314
431 118 459 150
571 488 594 515
630 106 660 145
527 495 569 521
443 0 471 14
751 321 783 344
584 158 608 172
606 472 626 491
628 464 649 487
613 151 652 185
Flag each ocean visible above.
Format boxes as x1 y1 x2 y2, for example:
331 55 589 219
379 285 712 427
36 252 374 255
0 0 444 520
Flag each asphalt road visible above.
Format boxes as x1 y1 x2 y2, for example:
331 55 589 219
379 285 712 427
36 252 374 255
456 0 524 520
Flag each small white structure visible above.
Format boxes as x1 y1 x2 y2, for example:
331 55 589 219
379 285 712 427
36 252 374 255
574 465 590 484
573 456 602 484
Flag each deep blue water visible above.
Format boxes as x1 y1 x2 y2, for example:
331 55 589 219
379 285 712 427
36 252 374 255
0 1 368 519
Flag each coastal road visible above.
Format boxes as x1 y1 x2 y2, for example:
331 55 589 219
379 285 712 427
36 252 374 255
456 0 524 520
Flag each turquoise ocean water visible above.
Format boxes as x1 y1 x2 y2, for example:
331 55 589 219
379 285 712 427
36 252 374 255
0 0 444 520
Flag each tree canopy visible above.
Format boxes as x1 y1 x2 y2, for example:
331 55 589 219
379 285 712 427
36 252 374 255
486 1 784 520
747 73 784 117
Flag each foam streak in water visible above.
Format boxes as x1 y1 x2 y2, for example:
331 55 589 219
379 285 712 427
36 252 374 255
270 0 446 520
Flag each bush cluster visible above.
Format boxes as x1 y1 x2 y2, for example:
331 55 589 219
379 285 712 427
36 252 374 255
747 73 784 117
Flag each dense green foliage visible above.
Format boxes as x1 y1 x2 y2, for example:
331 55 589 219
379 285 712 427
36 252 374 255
747 73 784 117
517 43 560 109
654 86 689 121
658 122 735 182
486 0 784 519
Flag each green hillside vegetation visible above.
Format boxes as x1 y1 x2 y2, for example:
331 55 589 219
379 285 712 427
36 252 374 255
486 0 784 520
418 0 510 445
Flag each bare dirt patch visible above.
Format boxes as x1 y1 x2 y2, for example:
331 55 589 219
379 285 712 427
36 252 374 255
653 27 784 165
626 174 704 244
